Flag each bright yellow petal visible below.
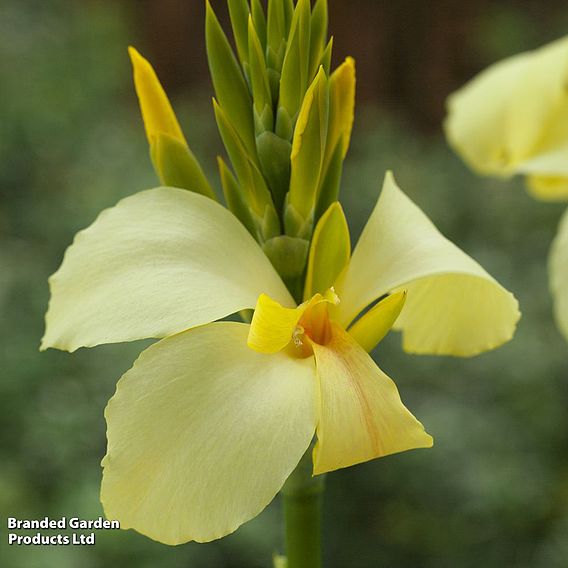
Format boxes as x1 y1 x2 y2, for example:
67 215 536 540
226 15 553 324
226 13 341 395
347 291 406 352
445 35 568 185
526 175 568 202
129 46 186 145
101 322 317 544
334 173 520 356
549 208 568 342
304 201 350 301
42 188 292 352
312 323 432 475
247 293 305 353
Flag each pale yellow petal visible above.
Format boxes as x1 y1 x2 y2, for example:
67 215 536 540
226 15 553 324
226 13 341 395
101 322 317 544
549 209 568 342
312 323 432 475
516 145 568 177
347 291 406 352
445 35 568 184
334 173 520 356
42 188 292 352
392 274 517 356
509 37 568 164
129 46 186 145
445 52 529 176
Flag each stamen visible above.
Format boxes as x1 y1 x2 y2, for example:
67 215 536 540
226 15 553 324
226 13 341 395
326 287 340 305
293 325 305 347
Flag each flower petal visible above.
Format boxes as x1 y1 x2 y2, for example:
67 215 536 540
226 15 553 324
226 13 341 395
516 145 568 177
101 322 317 545
247 293 305 353
549 208 568 342
445 36 568 182
347 291 406 352
42 188 293 351
334 173 520 356
527 175 568 202
311 323 432 475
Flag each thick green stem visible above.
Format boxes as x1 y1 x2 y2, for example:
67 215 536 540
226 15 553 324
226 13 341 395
281 447 325 568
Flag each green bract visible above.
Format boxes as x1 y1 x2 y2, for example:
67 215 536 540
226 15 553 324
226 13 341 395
150 133 215 200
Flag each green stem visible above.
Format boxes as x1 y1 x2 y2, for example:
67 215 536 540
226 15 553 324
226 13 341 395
281 447 325 568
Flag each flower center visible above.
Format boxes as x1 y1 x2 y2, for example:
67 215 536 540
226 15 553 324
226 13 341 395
297 300 333 346
247 288 340 357
290 297 337 357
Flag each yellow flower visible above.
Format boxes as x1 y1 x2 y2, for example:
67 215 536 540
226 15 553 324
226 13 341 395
444 36 568 342
41 172 519 544
445 35 568 202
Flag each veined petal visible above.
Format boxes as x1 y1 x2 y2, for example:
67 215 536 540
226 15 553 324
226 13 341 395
42 188 293 352
312 323 432 475
334 173 520 356
247 293 305 353
129 47 186 145
549 208 568 342
101 322 317 544
445 35 568 185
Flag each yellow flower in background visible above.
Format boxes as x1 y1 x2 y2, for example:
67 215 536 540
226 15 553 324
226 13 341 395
444 35 568 342
445 35 568 202
41 172 519 544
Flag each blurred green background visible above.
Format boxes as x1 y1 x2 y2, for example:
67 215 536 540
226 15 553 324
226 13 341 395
2 1 568 566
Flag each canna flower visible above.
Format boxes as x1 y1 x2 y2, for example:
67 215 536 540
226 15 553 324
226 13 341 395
41 173 519 544
444 35 568 341
445 35 568 202
41 0 520 552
